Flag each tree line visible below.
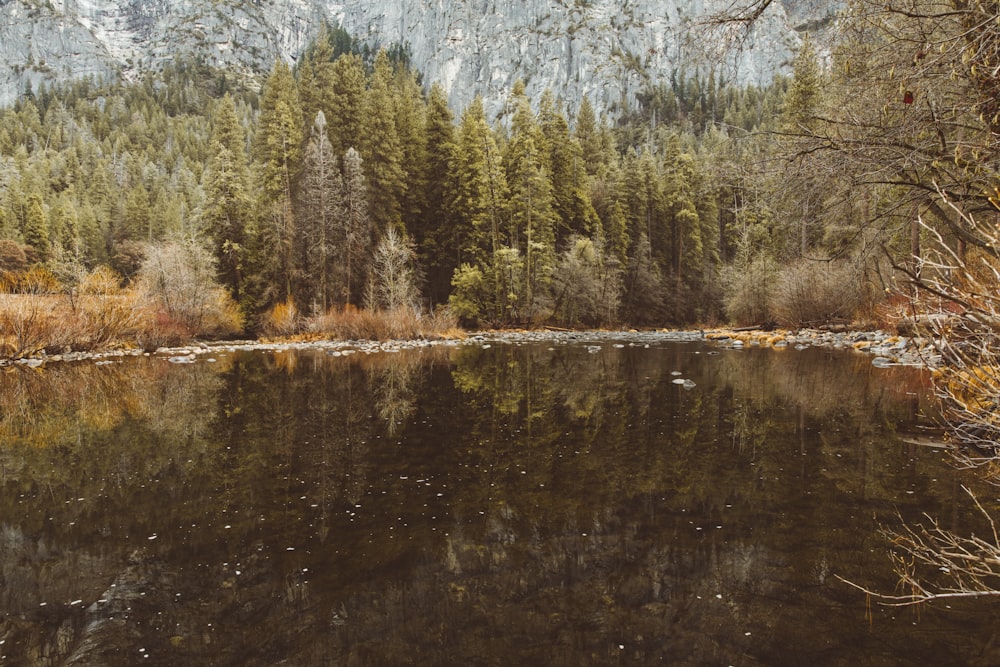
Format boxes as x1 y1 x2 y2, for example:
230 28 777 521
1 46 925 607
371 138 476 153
0 23 801 331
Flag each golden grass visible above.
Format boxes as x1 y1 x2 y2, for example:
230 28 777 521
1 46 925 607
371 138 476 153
0 293 463 358
306 305 462 341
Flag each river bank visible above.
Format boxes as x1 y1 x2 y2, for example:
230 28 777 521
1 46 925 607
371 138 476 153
0 326 944 369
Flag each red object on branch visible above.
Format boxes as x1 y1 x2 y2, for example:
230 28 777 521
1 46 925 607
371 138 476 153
903 91 914 104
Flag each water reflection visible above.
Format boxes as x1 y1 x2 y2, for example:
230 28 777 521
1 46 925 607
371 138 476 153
0 341 997 666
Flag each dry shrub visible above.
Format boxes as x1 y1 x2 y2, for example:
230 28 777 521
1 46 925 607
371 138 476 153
424 305 463 339
873 290 961 335
262 298 302 337
75 266 143 350
134 240 244 339
3 266 61 294
0 295 64 358
724 256 777 326
0 268 71 356
307 305 461 341
198 289 244 337
772 259 865 327
135 309 195 351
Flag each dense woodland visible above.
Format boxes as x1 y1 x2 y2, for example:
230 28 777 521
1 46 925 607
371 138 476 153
0 22 800 333
0 0 998 339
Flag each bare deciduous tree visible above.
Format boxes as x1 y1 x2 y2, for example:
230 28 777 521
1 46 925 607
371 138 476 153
299 111 344 312
341 147 370 308
366 227 419 311
838 487 1000 605
135 239 242 337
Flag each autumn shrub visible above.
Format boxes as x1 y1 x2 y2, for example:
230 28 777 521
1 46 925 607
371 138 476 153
4 266 61 295
771 258 865 327
133 240 243 340
262 298 302 337
0 295 63 358
307 304 461 341
75 266 143 350
135 309 195 351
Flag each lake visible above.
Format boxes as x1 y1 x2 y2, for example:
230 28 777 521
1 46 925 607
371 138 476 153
0 335 998 665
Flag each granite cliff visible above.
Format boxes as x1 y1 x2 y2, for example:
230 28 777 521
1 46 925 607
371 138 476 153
0 0 839 114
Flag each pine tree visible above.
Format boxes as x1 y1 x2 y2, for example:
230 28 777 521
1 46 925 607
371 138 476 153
394 68 428 235
341 147 370 307
23 191 50 262
361 51 407 235
781 33 825 258
328 54 366 157
539 91 599 242
505 94 558 322
254 61 304 303
574 97 606 177
416 83 456 305
204 94 254 306
447 98 509 266
296 53 318 132
446 97 510 323
663 151 702 317
123 183 151 242
300 24 337 133
783 34 822 132
52 196 81 260
255 61 303 203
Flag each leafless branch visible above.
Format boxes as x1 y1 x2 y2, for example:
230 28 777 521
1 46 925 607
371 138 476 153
837 487 1000 606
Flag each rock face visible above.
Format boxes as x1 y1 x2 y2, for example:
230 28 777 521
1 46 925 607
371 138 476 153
0 0 840 115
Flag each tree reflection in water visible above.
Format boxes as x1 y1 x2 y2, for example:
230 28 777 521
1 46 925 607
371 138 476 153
0 341 996 666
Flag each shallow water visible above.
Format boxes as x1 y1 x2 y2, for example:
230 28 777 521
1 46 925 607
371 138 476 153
0 339 997 666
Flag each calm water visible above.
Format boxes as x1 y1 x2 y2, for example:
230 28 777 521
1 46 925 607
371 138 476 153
0 338 998 666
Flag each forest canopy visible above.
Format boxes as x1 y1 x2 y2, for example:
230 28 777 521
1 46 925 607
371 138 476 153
1 3 995 337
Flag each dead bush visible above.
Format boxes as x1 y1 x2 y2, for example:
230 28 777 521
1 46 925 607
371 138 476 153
134 240 243 339
771 259 865 327
0 295 61 358
75 267 142 350
136 309 195 351
724 256 778 326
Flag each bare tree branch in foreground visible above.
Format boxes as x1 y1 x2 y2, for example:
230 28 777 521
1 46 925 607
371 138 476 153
837 487 1000 605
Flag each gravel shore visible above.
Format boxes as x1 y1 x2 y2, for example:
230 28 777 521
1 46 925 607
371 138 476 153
3 327 943 369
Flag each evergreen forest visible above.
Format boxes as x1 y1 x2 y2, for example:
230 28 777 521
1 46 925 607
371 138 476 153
0 2 997 342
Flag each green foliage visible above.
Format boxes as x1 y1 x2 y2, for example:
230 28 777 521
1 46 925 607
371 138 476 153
23 191 49 261
449 263 488 325
783 34 822 131
361 51 406 233
0 23 845 331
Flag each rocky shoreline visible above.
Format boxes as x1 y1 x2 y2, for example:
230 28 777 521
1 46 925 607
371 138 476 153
1 327 943 369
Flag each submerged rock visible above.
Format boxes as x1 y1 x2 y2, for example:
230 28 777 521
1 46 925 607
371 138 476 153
167 355 196 364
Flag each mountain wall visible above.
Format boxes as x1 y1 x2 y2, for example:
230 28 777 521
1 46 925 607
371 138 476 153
0 0 839 115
